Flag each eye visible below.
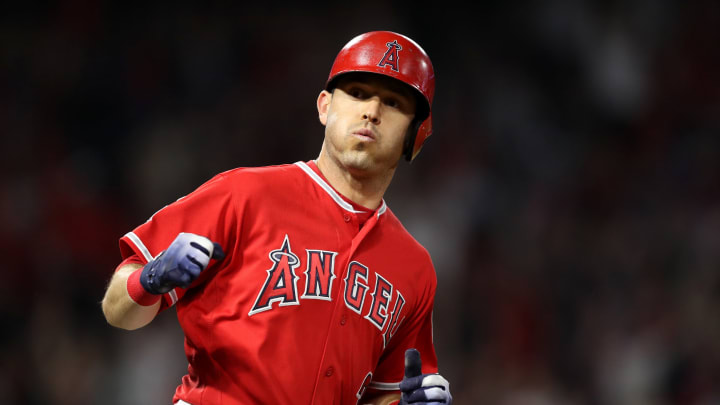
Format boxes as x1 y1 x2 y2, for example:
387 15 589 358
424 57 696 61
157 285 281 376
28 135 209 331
348 87 366 99
384 98 401 108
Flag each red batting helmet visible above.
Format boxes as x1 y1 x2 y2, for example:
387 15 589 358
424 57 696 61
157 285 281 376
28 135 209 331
326 31 435 161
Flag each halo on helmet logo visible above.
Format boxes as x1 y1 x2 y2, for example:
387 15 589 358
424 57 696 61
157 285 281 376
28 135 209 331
377 40 402 73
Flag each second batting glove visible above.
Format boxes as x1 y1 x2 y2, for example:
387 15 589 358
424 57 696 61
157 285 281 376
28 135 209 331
399 349 452 405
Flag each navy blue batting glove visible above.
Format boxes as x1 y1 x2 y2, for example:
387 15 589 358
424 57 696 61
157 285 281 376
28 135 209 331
140 232 225 294
399 349 452 405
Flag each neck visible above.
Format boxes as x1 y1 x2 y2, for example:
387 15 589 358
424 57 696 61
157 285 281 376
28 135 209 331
315 150 396 210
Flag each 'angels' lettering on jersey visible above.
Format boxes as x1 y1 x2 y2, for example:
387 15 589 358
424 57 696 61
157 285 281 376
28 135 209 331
249 235 406 346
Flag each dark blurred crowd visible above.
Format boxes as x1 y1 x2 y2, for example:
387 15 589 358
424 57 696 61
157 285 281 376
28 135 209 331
1 1 719 404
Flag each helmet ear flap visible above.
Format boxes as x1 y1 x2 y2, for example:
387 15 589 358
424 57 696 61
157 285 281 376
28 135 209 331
403 120 420 162
404 115 432 162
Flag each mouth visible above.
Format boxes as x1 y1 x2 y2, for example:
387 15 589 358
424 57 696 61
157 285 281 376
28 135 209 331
351 128 377 141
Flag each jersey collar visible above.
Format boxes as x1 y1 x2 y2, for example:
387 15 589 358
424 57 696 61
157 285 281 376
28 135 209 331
295 161 387 218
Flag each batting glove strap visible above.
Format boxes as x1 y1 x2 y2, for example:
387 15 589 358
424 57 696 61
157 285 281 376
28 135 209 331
140 251 170 294
400 374 452 405
126 266 162 306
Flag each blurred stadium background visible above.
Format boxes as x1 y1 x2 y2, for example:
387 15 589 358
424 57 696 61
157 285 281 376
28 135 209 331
1 0 719 403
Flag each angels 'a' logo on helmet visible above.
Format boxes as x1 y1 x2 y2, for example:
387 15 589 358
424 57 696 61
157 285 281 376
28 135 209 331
377 40 402 72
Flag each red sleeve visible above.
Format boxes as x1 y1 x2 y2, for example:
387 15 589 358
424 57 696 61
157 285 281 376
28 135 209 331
118 172 238 311
368 270 439 391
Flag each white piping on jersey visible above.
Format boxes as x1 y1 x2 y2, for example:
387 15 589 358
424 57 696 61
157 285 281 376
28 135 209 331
376 199 387 218
368 381 401 390
295 161 387 218
124 231 154 261
123 231 179 307
168 289 178 304
174 400 192 405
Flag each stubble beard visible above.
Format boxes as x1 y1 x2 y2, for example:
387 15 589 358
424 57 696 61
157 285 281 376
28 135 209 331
339 146 376 175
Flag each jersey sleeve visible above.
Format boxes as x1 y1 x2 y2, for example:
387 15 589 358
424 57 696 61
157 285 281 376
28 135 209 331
368 269 439 392
118 172 238 310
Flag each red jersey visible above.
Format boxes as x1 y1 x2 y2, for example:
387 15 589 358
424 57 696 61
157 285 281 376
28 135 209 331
119 161 439 405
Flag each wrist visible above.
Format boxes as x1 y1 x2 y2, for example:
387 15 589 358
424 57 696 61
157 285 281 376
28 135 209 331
126 266 162 306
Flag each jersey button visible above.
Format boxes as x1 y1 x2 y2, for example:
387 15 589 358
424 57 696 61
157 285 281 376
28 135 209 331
343 214 351 222
340 315 346 326
325 366 334 377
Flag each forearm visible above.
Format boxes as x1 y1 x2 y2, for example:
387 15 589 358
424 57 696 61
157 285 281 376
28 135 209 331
102 264 161 330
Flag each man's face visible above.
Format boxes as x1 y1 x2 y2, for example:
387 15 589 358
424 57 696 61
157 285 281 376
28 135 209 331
317 74 417 176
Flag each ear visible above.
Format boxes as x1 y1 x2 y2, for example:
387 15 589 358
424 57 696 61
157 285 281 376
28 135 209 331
317 90 332 126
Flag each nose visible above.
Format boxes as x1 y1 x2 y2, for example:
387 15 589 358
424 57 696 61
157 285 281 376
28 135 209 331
362 98 381 125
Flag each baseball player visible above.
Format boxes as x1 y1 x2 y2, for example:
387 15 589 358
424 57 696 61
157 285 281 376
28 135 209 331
102 31 452 405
